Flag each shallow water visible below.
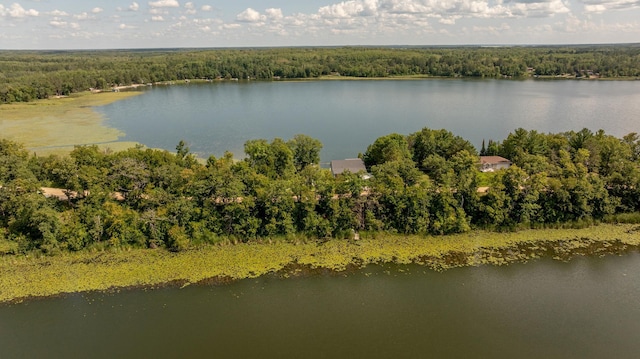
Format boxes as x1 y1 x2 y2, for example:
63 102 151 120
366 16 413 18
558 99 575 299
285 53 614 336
2 253 640 358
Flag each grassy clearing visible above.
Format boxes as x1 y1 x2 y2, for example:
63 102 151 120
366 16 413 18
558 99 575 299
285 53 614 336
0 91 142 156
1 223 639 303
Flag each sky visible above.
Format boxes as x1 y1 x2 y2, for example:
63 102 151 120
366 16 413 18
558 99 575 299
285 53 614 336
0 0 638 49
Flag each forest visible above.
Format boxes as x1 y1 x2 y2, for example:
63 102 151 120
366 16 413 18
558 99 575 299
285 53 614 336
1 44 640 104
1 127 640 255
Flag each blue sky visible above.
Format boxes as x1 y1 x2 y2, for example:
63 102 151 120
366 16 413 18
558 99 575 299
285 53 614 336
1 0 638 49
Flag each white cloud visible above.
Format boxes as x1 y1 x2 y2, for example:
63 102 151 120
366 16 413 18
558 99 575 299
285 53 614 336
379 0 429 14
580 0 640 12
49 20 65 28
49 17 80 30
50 10 70 17
2 0 640 48
265 8 284 20
559 13 640 34
584 4 608 11
73 12 91 20
439 16 461 25
0 3 39 18
49 20 80 29
309 0 571 24
472 23 511 35
220 0 575 43
507 0 570 17
149 0 180 8
150 8 170 15
237 8 266 22
319 0 378 18
222 23 241 30
184 2 197 14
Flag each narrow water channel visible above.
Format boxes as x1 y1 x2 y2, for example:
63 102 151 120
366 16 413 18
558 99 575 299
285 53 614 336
2 253 639 358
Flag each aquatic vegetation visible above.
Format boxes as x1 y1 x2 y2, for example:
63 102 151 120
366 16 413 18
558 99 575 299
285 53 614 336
1 224 638 303
0 91 141 155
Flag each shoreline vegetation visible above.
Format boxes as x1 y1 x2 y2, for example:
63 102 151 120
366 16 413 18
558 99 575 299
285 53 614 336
0 91 142 157
1 223 639 304
2 45 640 305
2 126 640 305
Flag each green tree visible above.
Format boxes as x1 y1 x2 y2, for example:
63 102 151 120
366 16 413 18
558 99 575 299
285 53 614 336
287 134 323 171
244 139 273 176
409 127 476 172
372 160 432 234
363 133 411 168
500 128 549 162
255 179 296 236
450 150 481 217
108 157 150 203
270 138 296 179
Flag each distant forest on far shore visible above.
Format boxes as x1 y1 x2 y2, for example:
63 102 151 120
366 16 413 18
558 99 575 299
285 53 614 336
1 44 640 104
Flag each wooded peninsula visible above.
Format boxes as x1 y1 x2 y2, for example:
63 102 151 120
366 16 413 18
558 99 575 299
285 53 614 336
2 45 640 302
1 44 639 104
2 124 640 301
3 126 640 254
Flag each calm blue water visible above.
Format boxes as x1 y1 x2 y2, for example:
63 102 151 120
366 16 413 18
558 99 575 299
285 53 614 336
98 79 640 161
2 254 640 358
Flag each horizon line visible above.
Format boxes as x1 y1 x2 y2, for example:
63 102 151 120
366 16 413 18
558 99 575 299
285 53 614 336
2 42 639 52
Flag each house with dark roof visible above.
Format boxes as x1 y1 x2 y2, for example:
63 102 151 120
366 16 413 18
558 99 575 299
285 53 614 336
330 158 368 177
479 156 512 172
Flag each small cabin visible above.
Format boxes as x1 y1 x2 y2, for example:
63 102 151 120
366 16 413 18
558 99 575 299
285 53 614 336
479 156 512 172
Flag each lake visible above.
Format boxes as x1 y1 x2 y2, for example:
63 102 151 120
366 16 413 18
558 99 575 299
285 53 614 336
2 253 640 358
99 79 640 161
3 79 640 358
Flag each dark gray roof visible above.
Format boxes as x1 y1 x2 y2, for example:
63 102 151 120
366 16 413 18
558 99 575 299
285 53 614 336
330 159 367 175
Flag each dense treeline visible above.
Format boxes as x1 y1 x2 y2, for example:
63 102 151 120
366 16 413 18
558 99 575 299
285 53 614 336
2 128 640 255
2 45 640 103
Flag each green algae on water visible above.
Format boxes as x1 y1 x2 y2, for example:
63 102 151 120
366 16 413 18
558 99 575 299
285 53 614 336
1 224 639 303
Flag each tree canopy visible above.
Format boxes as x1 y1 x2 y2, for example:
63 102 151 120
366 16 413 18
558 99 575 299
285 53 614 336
2 127 640 255
2 45 639 104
